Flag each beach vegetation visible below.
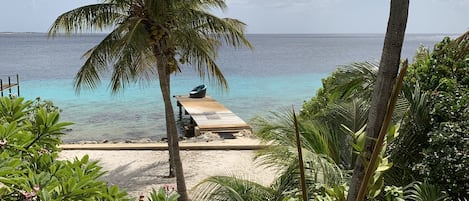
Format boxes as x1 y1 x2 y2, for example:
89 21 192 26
385 32 469 199
193 31 469 201
48 0 251 200
0 97 131 200
147 185 180 201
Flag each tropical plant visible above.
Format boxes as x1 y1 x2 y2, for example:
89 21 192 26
0 97 130 200
386 32 469 199
246 60 408 199
384 81 430 186
146 186 180 201
192 176 277 201
252 109 345 183
300 62 385 170
192 117 401 201
300 61 378 121
49 0 252 200
402 181 448 201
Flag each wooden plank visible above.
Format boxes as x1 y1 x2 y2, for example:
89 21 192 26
1 83 18 91
175 95 251 133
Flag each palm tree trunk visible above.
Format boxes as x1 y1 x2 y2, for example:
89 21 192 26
346 1 409 201
161 64 176 178
156 57 189 201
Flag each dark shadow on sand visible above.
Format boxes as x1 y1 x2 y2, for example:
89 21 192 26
101 160 174 192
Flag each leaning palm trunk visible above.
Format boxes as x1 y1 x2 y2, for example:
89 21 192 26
347 0 409 200
156 55 189 200
355 61 408 200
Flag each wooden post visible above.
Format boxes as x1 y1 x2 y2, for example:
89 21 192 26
194 126 200 136
0 79 3 97
8 76 12 97
178 102 182 123
16 74 20 97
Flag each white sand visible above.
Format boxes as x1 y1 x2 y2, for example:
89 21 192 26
59 142 278 198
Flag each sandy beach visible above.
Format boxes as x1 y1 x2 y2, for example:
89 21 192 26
58 137 278 199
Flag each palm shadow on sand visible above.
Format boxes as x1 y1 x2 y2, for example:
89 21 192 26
101 160 176 192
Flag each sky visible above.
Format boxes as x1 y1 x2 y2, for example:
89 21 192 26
0 0 468 34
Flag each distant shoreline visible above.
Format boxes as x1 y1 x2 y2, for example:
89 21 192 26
1 31 461 36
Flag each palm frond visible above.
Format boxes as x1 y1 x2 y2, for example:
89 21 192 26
48 3 126 36
310 98 370 168
192 176 275 201
270 157 346 200
74 16 157 94
193 0 227 11
331 62 379 101
252 109 345 187
251 109 296 147
109 18 156 93
300 121 336 162
73 24 125 92
385 81 431 186
403 181 448 201
326 98 370 134
171 2 253 89
303 152 346 187
188 9 253 49
173 27 229 89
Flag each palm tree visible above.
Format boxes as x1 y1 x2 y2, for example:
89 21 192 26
299 62 379 169
250 109 346 198
192 160 343 201
192 176 277 201
48 0 252 200
347 0 409 200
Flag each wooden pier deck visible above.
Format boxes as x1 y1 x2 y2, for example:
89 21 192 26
0 74 20 97
1 83 18 91
174 95 251 136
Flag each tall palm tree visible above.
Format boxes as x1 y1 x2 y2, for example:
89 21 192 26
347 0 409 200
49 0 252 200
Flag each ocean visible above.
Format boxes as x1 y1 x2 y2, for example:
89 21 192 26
0 33 454 142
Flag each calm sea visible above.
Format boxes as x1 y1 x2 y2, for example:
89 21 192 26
0 33 454 142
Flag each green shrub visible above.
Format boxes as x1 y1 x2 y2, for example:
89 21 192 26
0 97 130 200
146 186 180 201
396 35 469 199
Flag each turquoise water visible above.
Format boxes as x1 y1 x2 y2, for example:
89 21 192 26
20 73 326 142
1 33 452 142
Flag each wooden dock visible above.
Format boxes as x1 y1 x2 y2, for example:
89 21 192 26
0 74 20 97
174 95 251 136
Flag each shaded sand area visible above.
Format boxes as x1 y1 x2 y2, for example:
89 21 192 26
58 137 278 198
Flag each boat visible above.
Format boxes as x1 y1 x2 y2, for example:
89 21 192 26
189 84 206 98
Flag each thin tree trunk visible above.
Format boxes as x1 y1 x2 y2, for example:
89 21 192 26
165 88 176 178
156 57 189 201
346 1 409 201
161 62 175 178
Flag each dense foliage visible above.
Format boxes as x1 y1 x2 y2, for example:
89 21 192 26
401 36 469 199
0 97 131 200
0 96 183 200
192 34 469 200
192 35 469 201
299 62 378 170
